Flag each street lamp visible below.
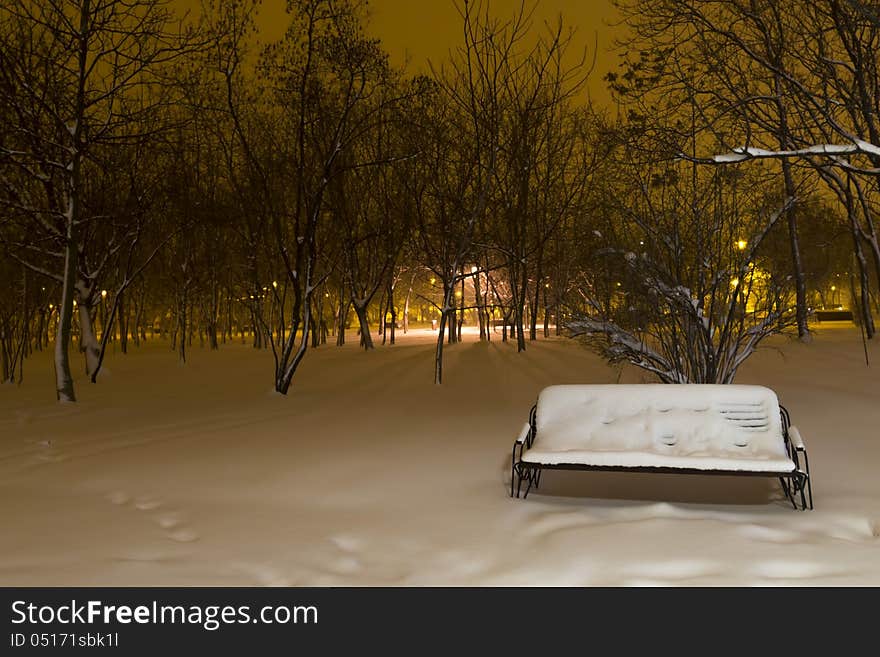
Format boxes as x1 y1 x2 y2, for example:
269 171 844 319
736 239 747 251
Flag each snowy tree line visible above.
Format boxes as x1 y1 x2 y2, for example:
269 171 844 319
604 0 880 343
0 0 874 400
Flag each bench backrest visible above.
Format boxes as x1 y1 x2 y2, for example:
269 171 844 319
534 384 787 459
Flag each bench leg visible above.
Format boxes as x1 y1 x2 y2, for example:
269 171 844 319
790 444 814 511
511 441 528 499
511 444 518 498
779 477 797 510
781 472 812 511
515 463 526 499
796 472 810 511
800 452 814 510
523 467 536 499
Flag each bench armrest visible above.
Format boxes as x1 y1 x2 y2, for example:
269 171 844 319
515 422 532 446
788 426 806 451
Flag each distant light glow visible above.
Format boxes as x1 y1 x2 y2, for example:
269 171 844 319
736 239 747 250
101 290 107 298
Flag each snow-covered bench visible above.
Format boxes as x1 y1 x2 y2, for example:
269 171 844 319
511 384 813 510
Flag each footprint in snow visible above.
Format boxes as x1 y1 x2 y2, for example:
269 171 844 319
233 563 292 587
107 490 131 505
166 527 199 543
150 507 200 543
133 496 162 511
107 491 200 543
330 534 364 553
155 512 183 529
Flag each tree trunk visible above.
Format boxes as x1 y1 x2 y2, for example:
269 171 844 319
388 282 396 345
850 215 876 339
543 281 550 338
1 319 9 383
336 288 348 346
434 307 449 384
403 274 414 334
446 278 457 345
530 259 543 341
118 291 128 354
133 287 144 347
777 98 810 341
76 289 100 377
458 275 464 341
473 269 485 340
178 290 187 364
353 301 373 350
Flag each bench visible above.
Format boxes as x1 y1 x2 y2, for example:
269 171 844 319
511 384 813 510
813 309 853 322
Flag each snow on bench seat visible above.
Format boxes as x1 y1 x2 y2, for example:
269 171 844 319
521 384 795 473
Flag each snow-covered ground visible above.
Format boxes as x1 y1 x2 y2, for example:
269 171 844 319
1 324 878 585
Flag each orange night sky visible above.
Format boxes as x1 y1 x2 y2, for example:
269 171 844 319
174 0 622 105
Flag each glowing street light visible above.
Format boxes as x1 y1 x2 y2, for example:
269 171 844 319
101 289 108 299
736 239 747 251
272 280 278 289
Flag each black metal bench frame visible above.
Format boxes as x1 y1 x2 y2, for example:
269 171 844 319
511 403 814 511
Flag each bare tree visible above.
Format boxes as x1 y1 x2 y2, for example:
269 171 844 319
0 0 204 400
569 151 798 383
